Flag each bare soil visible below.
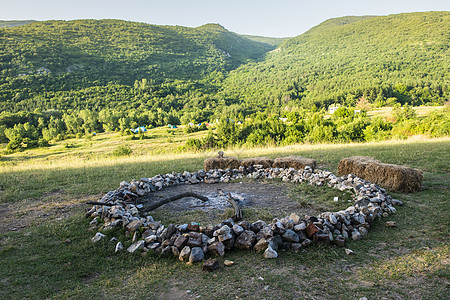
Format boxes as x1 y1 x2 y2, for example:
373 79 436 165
141 181 319 220
0 181 317 234
0 192 100 234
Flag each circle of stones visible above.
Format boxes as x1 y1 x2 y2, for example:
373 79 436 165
87 165 399 261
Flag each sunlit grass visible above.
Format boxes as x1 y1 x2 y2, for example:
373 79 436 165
0 136 449 299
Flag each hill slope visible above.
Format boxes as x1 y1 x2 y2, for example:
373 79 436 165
0 19 273 111
0 20 36 28
222 11 450 109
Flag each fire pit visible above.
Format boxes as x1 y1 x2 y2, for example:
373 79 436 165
86 160 402 265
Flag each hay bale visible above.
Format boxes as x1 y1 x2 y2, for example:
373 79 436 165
273 156 316 170
338 156 423 192
240 157 274 169
204 156 240 171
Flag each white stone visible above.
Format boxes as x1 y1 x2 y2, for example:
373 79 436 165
91 232 106 243
115 242 124 252
263 246 278 259
127 240 145 253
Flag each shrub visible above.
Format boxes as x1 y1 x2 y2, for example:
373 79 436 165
112 145 132 156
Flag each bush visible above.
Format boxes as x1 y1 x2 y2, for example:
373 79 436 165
112 145 132 156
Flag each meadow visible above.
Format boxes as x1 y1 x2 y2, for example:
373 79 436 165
0 132 448 299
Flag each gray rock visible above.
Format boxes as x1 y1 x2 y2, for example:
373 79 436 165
218 232 233 242
115 241 124 252
235 230 256 250
179 246 191 261
391 199 403 206
329 214 338 225
263 246 278 259
214 225 231 236
261 226 274 238
148 221 161 230
127 240 145 253
178 224 188 232
174 235 189 249
202 258 219 272
267 237 279 251
91 232 106 243
237 221 250 230
251 220 266 233
144 234 158 244
161 246 172 256
359 227 368 237
166 224 177 238
282 229 300 243
271 221 286 235
334 235 346 247
208 241 225 257
254 238 269 252
289 213 301 225
385 221 397 227
291 243 302 252
351 230 362 241
301 239 312 247
171 245 180 257
126 219 144 232
188 232 202 247
232 224 244 235
148 242 160 250
222 218 235 227
189 247 205 263
89 218 99 226
294 223 306 231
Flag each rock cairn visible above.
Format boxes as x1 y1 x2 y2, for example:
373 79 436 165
86 164 402 263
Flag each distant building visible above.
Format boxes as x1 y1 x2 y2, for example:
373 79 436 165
329 106 340 114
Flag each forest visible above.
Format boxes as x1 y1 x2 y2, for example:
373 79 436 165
0 12 449 151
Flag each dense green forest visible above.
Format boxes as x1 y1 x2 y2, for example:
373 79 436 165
222 12 449 110
0 12 449 151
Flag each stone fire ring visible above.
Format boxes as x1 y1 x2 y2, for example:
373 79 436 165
86 165 401 263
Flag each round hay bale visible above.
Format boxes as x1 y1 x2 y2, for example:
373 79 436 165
338 156 423 192
273 156 316 170
240 157 274 169
204 156 240 171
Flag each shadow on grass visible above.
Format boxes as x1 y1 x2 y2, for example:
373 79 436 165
0 138 449 298
1 139 449 204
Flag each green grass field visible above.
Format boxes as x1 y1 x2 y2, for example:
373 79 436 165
0 136 449 299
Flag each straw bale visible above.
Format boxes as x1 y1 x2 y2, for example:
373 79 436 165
204 156 240 171
240 157 274 169
273 156 316 170
338 156 423 192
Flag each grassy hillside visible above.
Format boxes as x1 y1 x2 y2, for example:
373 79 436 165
0 138 448 298
0 20 272 112
222 11 450 109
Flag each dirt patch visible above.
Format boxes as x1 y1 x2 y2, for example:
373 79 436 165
0 193 100 234
140 181 318 218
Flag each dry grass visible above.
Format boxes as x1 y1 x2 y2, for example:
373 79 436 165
338 156 423 192
240 157 274 168
273 155 317 170
203 156 240 171
367 105 446 118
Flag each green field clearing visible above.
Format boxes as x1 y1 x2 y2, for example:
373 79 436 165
0 137 448 299
367 105 446 119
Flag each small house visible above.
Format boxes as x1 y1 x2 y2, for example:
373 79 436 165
329 106 340 114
